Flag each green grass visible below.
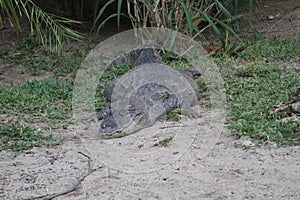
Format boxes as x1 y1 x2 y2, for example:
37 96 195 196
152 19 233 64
0 124 62 152
0 79 73 125
95 63 133 109
1 36 299 152
0 35 79 152
238 37 300 62
0 79 72 152
223 37 300 146
1 34 85 76
159 135 175 146
226 72 299 145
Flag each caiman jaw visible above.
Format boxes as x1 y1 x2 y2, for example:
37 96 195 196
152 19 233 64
99 120 133 139
99 110 146 139
101 130 128 139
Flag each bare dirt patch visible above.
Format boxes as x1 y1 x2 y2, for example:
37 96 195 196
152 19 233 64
1 126 300 199
1 1 300 199
239 0 300 39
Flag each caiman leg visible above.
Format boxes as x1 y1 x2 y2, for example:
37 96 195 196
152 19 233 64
165 94 201 119
143 94 200 127
82 103 111 124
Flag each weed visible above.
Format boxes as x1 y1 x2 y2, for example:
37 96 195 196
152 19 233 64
238 37 300 62
158 135 175 146
159 110 181 122
0 79 73 126
18 34 41 52
0 124 62 152
226 72 299 145
54 50 85 76
0 79 71 152
234 62 280 77
223 37 300 146
6 45 84 76
94 63 133 109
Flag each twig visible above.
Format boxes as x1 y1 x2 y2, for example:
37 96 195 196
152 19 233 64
23 152 97 200
159 125 187 129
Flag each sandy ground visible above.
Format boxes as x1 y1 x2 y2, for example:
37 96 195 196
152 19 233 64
1 117 300 199
1 1 300 199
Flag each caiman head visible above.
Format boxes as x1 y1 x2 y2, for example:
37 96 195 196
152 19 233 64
99 106 146 138
99 114 119 137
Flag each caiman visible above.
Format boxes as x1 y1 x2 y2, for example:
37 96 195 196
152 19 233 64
84 44 201 138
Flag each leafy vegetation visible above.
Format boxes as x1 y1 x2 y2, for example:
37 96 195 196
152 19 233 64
158 135 175 146
238 37 300 61
222 38 300 146
94 0 260 50
0 0 83 52
0 79 72 152
1 1 298 151
226 70 299 145
1 35 299 152
1 1 260 52
0 124 62 152
1 34 85 76
0 79 73 125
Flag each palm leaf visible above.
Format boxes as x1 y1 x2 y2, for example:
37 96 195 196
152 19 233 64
1 0 83 52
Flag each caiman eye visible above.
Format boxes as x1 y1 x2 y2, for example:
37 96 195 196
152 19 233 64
101 124 106 129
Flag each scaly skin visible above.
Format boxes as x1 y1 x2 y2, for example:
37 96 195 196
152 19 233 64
84 44 201 138
98 82 200 138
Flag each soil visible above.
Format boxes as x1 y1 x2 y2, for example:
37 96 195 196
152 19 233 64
1 1 300 199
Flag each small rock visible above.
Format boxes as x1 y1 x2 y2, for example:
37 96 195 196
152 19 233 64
242 140 255 147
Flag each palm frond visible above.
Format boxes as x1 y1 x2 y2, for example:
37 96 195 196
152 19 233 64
0 0 83 52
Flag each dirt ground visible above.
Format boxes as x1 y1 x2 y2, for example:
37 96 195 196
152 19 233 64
1 1 300 199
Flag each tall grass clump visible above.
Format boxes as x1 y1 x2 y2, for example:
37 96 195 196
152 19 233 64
93 0 261 50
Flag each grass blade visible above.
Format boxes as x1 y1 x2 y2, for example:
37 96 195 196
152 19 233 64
97 13 122 34
195 7 225 48
245 18 264 40
215 0 232 19
117 0 123 31
181 2 193 36
212 16 241 41
92 0 116 32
